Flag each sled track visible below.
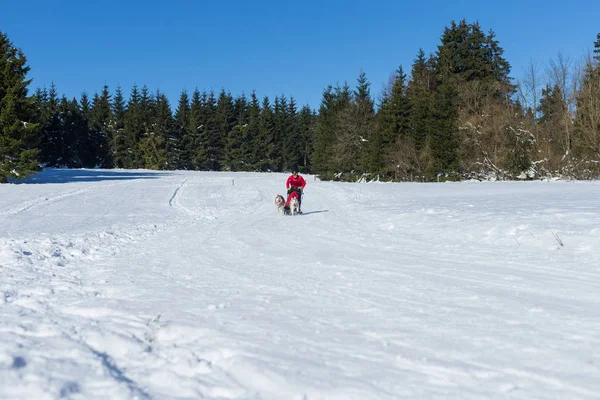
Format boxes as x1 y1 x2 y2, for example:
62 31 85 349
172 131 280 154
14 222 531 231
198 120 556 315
0 180 135 218
0 188 91 217
169 178 186 206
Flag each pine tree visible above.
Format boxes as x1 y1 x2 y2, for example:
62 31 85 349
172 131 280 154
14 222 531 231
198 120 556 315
80 92 91 119
312 83 351 176
213 89 234 170
117 85 143 168
140 85 154 132
272 95 287 171
407 50 435 152
76 93 94 167
298 104 316 172
195 90 222 170
354 70 374 111
255 96 275 171
538 84 566 126
89 85 112 167
283 96 302 171
38 83 62 166
594 33 600 63
192 90 212 170
0 31 39 182
485 29 512 89
245 92 261 170
331 73 374 175
377 65 411 176
172 90 190 170
155 91 173 169
224 94 248 170
57 96 84 167
138 91 169 170
426 77 460 179
106 86 125 168
184 89 202 170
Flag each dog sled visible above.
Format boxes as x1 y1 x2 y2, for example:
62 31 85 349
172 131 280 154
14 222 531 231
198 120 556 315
274 189 303 216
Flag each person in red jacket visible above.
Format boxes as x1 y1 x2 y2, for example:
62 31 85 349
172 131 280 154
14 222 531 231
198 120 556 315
285 169 306 213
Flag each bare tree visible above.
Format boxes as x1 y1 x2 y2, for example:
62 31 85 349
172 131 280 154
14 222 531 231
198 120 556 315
518 60 541 120
546 53 581 160
387 136 424 181
573 54 600 176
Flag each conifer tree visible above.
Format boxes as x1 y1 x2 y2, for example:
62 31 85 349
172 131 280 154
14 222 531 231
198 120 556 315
377 66 411 175
57 96 84 167
75 93 94 167
224 94 248 170
332 73 374 175
354 70 374 111
183 89 202 170
0 31 39 182
380 66 410 144
108 86 126 168
140 85 154 132
80 92 91 119
407 50 435 152
245 92 261 170
139 91 170 169
272 95 288 171
238 93 254 170
426 76 460 179
283 97 302 171
255 96 275 171
116 85 143 168
298 104 316 172
89 85 112 167
213 89 234 170
194 91 220 170
312 83 351 176
172 90 190 170
38 83 62 166
192 90 212 170
485 29 512 89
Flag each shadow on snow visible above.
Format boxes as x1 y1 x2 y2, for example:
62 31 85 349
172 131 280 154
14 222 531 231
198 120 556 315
15 168 168 184
301 210 329 215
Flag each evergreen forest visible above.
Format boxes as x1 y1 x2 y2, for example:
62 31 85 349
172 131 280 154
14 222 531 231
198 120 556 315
2 21 600 183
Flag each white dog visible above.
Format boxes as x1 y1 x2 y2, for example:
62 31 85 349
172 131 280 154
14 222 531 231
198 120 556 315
274 194 286 214
289 195 300 216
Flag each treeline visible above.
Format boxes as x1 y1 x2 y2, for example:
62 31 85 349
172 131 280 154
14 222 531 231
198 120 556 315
1 22 600 183
315 22 600 181
32 84 316 173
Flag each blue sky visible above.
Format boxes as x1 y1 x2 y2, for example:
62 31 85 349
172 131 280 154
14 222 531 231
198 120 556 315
1 0 598 110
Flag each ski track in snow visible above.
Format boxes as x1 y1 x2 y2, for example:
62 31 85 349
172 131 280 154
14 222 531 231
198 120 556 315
1 169 600 399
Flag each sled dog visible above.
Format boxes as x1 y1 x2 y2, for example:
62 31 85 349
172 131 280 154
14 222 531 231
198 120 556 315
274 194 286 214
289 195 300 215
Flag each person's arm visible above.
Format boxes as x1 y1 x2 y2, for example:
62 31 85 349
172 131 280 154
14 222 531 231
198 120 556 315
300 176 306 188
286 176 292 189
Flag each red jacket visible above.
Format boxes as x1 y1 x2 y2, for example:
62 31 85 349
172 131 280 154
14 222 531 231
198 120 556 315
286 174 306 189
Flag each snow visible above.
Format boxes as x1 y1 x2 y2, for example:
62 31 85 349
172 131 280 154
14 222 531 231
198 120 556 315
1 169 599 399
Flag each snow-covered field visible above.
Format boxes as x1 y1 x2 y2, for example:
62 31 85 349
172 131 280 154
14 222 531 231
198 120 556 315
1 169 599 399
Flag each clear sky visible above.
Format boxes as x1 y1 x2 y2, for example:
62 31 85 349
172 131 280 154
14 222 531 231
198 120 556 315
1 0 598 110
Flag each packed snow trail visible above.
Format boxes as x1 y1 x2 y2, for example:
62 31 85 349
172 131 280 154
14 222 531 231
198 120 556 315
1 169 599 399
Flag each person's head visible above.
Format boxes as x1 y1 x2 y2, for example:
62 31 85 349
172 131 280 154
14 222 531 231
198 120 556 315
292 169 298 176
